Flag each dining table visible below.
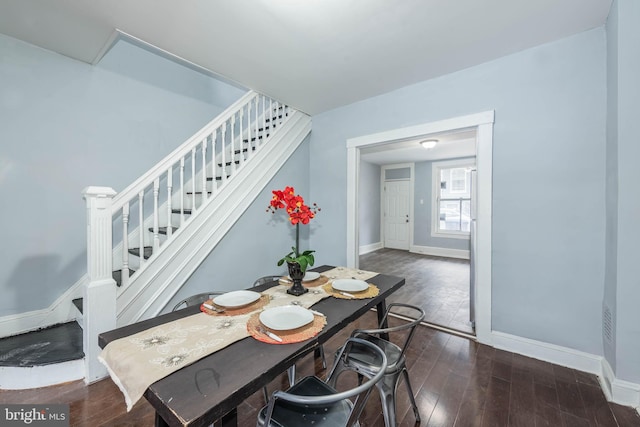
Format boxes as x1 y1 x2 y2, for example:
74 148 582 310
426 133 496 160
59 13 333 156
98 265 405 427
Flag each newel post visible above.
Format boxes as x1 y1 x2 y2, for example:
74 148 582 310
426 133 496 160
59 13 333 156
82 186 117 383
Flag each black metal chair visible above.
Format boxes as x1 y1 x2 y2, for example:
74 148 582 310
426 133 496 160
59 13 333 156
328 303 425 427
172 292 222 312
256 337 388 427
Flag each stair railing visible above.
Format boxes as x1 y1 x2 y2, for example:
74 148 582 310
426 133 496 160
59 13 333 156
105 91 290 288
82 91 293 382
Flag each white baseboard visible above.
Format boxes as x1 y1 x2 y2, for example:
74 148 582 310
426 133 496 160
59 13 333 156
492 331 603 373
492 331 640 410
359 242 383 255
602 358 640 409
0 275 85 338
411 244 470 260
0 359 84 389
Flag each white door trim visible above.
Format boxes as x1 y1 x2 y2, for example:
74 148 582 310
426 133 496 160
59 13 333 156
346 110 494 345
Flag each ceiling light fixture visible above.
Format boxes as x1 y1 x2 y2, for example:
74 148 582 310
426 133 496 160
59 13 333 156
420 139 438 149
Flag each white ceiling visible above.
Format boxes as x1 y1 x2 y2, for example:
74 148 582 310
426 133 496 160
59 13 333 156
359 129 477 165
0 0 612 116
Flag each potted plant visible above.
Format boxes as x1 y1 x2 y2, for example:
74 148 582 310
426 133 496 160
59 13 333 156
267 186 320 295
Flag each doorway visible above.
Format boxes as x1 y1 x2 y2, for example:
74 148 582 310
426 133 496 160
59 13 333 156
382 164 413 251
345 111 494 344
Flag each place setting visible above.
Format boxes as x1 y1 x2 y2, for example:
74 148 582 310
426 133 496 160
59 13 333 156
247 304 327 344
200 290 270 316
278 270 330 288
322 278 380 300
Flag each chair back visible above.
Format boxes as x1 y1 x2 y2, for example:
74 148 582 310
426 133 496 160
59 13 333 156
352 303 425 360
172 292 222 311
263 337 387 427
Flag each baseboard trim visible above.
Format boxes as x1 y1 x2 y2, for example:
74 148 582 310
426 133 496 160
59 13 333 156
0 359 84 389
410 244 470 260
602 358 640 409
492 331 640 409
359 242 383 255
0 276 85 338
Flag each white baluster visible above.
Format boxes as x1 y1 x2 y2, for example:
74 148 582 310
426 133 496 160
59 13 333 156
180 158 185 226
166 167 173 238
191 147 197 207
261 95 266 147
201 140 207 202
221 121 227 184
273 101 279 131
276 101 284 130
231 112 237 172
246 101 252 161
269 98 274 138
238 106 245 167
138 191 144 268
269 99 280 134
153 178 160 252
211 130 218 195
121 202 130 288
253 97 259 152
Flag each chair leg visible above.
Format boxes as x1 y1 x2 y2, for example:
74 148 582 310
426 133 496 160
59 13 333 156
287 365 296 387
401 368 420 423
262 386 269 405
377 379 397 427
314 345 327 369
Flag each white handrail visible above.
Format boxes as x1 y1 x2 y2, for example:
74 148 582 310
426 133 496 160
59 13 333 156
111 91 258 213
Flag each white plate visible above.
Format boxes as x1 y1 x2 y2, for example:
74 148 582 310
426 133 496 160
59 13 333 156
287 271 321 282
332 279 369 293
259 305 314 331
212 290 261 308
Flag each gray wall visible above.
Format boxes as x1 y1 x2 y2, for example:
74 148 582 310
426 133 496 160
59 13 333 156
0 34 245 316
310 28 607 360
604 0 619 375
607 0 640 384
358 161 381 247
413 159 473 251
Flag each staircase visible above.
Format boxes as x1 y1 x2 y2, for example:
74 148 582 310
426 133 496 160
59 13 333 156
0 90 311 388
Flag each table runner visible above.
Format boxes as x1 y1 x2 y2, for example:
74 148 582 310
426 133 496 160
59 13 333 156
98 284 332 411
321 266 377 282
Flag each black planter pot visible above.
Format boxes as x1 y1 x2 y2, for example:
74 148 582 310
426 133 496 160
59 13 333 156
286 261 308 296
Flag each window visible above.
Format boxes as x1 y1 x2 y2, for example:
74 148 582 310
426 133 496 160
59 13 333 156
432 159 475 238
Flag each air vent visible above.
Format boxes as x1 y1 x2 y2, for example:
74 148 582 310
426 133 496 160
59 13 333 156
603 304 613 343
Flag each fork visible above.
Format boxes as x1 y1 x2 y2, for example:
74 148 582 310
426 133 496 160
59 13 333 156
202 303 225 313
256 325 283 342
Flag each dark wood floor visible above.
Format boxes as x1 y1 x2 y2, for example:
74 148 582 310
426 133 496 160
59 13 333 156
1 311 638 426
361 248 473 334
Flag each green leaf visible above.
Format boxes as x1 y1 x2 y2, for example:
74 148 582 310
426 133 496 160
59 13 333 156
297 257 308 272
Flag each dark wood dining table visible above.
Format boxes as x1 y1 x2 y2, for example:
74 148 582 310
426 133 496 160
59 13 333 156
98 265 405 427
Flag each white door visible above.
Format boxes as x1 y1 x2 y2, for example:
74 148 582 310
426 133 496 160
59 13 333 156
384 180 410 250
